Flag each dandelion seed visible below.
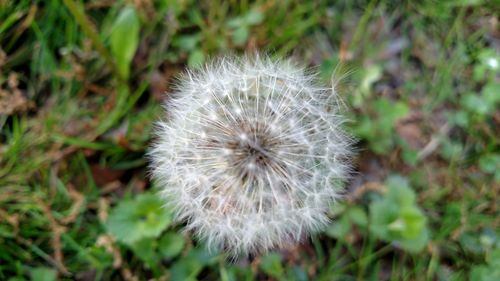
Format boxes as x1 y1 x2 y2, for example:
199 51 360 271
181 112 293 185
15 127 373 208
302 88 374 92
149 54 353 256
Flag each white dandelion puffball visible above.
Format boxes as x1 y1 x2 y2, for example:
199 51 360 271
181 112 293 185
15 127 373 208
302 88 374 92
149 55 352 256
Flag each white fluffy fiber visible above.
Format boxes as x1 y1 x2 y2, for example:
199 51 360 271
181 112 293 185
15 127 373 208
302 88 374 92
149 55 352 256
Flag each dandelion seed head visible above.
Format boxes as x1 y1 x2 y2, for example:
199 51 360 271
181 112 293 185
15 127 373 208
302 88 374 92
149 55 353 256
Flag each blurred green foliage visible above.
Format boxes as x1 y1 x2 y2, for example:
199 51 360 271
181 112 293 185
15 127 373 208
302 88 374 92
369 176 429 252
110 6 140 80
0 0 498 280
105 193 172 245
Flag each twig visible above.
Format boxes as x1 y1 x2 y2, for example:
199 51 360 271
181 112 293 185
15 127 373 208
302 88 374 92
417 122 451 161
60 186 85 225
347 181 386 203
35 198 71 276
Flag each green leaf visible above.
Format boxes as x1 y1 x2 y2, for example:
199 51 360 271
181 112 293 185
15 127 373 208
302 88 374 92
226 9 263 28
479 154 500 174
188 49 205 68
347 206 368 228
260 253 284 278
170 248 215 281
482 83 500 106
110 6 140 79
440 138 464 160
353 65 383 107
170 257 202 281
375 99 409 127
397 227 429 253
369 176 429 252
461 93 490 116
360 65 383 97
489 249 500 267
388 206 425 239
226 8 262 46
159 232 185 258
326 216 351 239
131 238 159 267
174 34 201 51
226 17 244 29
244 9 264 25
385 175 415 206
288 266 309 281
105 193 172 245
30 267 57 281
369 200 399 239
232 26 249 46
354 98 409 154
474 48 500 80
470 249 500 281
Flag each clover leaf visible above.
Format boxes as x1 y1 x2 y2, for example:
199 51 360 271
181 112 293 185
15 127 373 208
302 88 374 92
106 193 172 245
370 176 429 252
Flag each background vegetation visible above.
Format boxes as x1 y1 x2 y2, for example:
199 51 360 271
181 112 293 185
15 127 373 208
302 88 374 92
0 0 499 280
